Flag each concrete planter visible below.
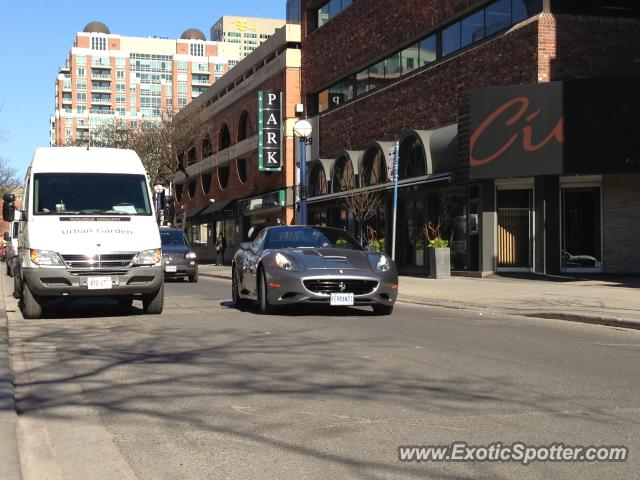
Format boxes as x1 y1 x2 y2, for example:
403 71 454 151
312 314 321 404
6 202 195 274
428 247 451 279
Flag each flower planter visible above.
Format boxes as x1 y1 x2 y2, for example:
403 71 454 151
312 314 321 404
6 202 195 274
415 249 424 266
428 248 450 279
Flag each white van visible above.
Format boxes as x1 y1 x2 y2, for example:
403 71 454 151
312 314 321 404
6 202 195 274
2 147 164 318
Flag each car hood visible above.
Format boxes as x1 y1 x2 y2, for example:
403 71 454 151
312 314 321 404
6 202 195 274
278 248 379 272
162 245 189 255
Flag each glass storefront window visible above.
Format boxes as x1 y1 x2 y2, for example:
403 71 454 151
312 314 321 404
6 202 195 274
561 187 601 269
440 190 469 271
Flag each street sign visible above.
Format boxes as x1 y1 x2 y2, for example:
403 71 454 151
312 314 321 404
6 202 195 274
258 90 282 172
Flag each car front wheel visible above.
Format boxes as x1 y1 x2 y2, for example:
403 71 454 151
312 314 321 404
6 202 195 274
372 304 394 316
257 268 274 314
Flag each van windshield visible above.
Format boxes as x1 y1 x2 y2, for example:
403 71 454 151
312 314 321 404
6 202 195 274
33 173 152 216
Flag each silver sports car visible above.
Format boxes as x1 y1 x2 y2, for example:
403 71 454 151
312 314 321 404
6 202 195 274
231 226 398 315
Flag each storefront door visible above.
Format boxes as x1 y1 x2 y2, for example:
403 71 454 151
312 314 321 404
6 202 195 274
497 189 533 270
561 186 601 271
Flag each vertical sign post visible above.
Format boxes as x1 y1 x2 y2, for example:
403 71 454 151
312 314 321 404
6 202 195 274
258 91 282 172
391 142 399 261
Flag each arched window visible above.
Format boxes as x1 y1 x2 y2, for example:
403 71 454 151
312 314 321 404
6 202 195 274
237 111 253 141
176 151 185 172
308 163 327 197
187 178 197 198
201 134 213 158
399 135 426 179
236 158 247 183
219 124 231 150
217 166 230 189
361 148 387 186
201 172 212 195
332 156 355 193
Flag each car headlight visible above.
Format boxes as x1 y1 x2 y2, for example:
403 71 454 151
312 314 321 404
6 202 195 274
185 251 197 259
376 254 391 272
275 252 298 271
30 249 65 266
135 248 162 266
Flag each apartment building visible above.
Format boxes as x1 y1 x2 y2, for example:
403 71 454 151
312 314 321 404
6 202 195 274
210 16 286 63
51 21 241 146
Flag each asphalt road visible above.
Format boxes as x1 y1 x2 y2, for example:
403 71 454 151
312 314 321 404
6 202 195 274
5 275 639 480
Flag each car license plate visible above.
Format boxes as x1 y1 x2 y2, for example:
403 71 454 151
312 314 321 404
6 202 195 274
165 266 177 272
87 276 112 290
330 293 354 306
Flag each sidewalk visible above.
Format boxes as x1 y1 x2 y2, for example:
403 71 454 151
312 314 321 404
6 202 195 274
0 274 22 480
199 264 640 329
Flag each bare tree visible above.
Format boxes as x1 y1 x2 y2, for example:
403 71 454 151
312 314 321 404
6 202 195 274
0 106 22 196
342 189 382 244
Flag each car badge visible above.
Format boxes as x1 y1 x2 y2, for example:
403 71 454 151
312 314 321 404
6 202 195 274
338 282 346 292
340 269 344 274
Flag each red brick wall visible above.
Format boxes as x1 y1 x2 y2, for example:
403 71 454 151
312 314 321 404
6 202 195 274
315 20 540 158
301 0 489 93
179 70 300 215
539 13 640 82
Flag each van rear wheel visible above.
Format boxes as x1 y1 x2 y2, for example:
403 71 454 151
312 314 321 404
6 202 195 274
142 284 164 314
22 282 43 319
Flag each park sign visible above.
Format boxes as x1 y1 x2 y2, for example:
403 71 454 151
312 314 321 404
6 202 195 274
258 90 282 172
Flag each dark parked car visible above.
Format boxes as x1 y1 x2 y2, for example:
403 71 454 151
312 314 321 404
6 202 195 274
160 227 198 282
232 226 398 315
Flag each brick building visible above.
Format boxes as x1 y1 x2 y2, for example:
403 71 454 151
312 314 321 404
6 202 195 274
298 0 640 275
172 25 302 261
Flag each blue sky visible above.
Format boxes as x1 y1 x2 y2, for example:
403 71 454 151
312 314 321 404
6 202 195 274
0 0 286 178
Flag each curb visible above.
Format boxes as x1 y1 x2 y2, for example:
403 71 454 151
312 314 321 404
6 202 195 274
0 274 22 480
199 272 640 330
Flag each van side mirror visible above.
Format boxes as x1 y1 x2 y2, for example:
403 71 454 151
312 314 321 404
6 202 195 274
2 194 15 222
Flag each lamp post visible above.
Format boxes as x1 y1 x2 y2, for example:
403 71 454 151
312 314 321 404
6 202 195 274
293 119 312 226
391 142 399 261
153 184 164 225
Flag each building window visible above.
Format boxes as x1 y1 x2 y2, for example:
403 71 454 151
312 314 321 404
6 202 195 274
76 92 86 103
116 95 125 105
76 55 86 66
91 36 107 51
76 80 86 91
177 85 187 95
177 62 187 72
315 0 542 113
76 67 86 78
116 83 125 92
190 43 204 57
116 70 125 79
130 95 137 105
315 0 353 30
116 107 125 115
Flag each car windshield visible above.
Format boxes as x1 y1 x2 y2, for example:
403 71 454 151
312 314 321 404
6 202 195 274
160 230 189 246
33 173 152 215
264 227 363 250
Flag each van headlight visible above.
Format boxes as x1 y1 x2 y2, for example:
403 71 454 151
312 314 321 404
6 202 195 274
30 249 65 266
135 248 162 266
375 254 391 272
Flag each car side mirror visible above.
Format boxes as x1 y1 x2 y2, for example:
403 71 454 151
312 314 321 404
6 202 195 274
239 242 253 252
2 194 15 222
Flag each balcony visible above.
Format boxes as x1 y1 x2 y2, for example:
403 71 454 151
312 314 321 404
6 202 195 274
91 86 112 93
191 78 210 87
91 73 112 81
89 108 115 115
91 99 112 106
76 124 90 130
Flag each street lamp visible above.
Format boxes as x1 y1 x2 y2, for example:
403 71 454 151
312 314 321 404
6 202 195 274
153 184 164 224
293 119 312 226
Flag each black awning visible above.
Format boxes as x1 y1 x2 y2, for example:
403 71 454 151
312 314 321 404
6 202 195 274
186 205 208 219
200 198 234 216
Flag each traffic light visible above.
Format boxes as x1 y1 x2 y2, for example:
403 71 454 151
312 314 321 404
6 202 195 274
163 195 175 224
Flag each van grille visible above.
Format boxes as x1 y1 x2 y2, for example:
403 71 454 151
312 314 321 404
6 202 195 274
303 279 378 296
60 253 137 269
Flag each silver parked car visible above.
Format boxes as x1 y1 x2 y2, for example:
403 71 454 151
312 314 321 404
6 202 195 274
232 226 398 315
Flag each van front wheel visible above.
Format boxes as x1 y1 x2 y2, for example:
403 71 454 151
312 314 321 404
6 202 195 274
142 284 164 314
22 282 43 319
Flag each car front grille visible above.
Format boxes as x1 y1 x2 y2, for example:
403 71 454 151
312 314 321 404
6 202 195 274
60 253 137 269
303 279 378 296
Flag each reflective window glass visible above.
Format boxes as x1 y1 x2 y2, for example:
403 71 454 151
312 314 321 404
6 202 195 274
328 0 341 18
486 0 512 36
419 35 437 66
401 43 420 74
318 3 330 27
461 10 485 47
442 22 461 56
368 60 386 90
385 52 402 80
356 69 369 96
